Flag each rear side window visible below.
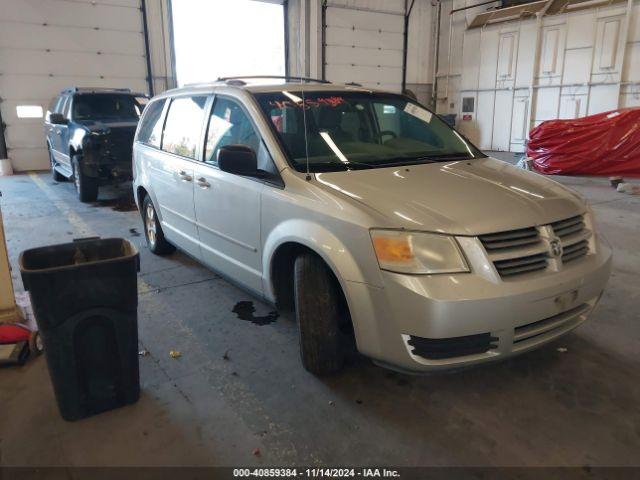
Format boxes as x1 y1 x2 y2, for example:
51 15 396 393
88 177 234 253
162 96 208 159
137 99 166 148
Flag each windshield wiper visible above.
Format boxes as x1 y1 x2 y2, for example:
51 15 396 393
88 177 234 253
414 153 476 161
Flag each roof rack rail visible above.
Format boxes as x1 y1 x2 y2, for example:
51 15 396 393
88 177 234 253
61 87 133 94
216 75 332 85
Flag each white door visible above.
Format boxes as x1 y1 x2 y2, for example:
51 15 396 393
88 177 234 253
324 4 405 92
0 0 148 171
193 96 263 294
149 95 208 260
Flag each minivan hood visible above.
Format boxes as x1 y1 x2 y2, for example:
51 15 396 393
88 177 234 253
315 157 585 235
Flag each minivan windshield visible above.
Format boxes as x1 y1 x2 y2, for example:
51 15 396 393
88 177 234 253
73 94 142 121
254 91 484 172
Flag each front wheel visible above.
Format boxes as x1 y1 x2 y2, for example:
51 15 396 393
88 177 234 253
142 195 175 255
72 155 98 202
294 253 348 375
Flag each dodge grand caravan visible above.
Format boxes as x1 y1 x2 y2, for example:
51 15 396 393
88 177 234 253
132 77 612 375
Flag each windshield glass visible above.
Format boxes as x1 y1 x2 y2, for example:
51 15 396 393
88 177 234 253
72 94 142 120
254 91 484 172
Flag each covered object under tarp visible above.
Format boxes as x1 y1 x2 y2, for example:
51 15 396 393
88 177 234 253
527 108 640 177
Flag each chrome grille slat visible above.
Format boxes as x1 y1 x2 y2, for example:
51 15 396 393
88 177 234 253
481 237 541 250
494 253 547 269
551 215 583 232
497 262 548 276
560 229 591 247
479 227 540 251
488 243 548 261
554 222 585 238
562 240 589 263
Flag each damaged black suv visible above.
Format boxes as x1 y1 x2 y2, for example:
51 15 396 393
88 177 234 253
45 87 148 202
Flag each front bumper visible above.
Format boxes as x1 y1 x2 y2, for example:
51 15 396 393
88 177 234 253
346 238 612 373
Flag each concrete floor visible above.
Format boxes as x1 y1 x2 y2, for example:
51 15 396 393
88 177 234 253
0 155 639 468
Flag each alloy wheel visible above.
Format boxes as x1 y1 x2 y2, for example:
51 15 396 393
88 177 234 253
146 203 157 247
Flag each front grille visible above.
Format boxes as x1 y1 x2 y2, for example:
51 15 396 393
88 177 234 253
96 128 135 162
480 214 591 279
480 226 547 277
479 227 540 251
562 239 589 263
407 333 498 360
551 215 585 238
493 252 548 277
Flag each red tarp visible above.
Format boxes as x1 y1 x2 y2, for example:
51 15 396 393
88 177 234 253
527 108 640 177
0 324 30 344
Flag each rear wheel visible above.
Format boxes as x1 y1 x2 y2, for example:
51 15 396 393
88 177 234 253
294 253 348 375
72 155 98 202
142 195 175 255
49 146 66 182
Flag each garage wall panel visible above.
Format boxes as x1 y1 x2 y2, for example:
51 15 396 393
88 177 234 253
324 4 404 91
492 90 514 151
514 20 536 88
0 0 151 171
0 0 141 31
562 48 593 84
510 96 529 146
478 28 500 89
476 91 495 149
440 1 639 152
0 50 146 78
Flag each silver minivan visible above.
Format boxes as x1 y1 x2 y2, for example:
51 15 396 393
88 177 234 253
132 77 612 375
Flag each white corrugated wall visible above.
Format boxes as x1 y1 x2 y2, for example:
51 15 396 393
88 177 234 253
436 0 640 152
0 0 174 171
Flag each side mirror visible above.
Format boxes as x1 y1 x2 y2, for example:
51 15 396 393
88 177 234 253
217 145 261 176
49 113 68 125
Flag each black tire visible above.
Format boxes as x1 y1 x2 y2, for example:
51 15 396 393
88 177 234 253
294 253 347 375
29 331 44 355
142 195 175 255
72 155 98 202
49 146 66 182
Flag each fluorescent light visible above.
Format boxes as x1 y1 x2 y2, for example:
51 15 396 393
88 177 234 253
320 131 350 164
16 105 43 118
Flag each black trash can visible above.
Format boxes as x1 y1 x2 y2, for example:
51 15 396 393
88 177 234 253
19 237 140 421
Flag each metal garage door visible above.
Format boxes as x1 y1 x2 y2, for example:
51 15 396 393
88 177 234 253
0 0 149 172
323 3 404 92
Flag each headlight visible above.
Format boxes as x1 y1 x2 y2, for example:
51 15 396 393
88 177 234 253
370 229 469 274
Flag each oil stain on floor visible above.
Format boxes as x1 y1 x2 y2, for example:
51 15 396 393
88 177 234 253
232 301 278 326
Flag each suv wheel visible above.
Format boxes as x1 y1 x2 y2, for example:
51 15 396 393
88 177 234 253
294 253 347 375
72 155 98 202
142 195 175 255
49 147 66 182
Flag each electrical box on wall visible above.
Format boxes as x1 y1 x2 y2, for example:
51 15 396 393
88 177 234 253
462 97 475 121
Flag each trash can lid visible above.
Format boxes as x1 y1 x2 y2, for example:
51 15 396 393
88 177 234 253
19 237 138 274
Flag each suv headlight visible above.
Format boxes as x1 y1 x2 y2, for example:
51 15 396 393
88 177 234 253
370 229 469 274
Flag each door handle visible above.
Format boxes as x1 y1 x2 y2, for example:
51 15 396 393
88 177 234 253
196 177 211 189
55 129 61 135
178 170 192 182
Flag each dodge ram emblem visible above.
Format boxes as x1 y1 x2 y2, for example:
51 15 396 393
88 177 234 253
549 238 563 258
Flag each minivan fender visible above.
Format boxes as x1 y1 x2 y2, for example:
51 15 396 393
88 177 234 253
262 219 376 303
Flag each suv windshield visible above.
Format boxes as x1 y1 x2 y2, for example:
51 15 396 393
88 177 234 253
254 91 484 172
73 94 142 120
